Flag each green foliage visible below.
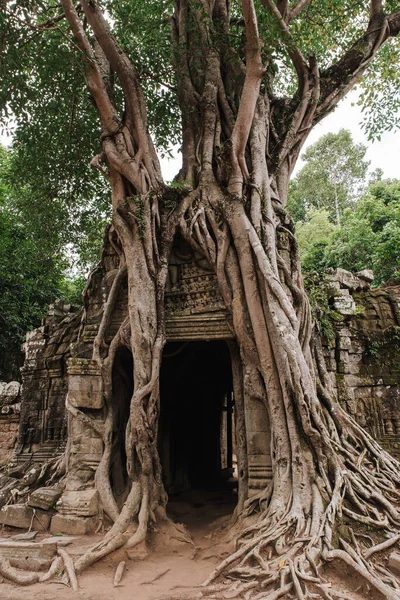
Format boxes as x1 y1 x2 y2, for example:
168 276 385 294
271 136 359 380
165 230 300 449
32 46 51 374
359 40 400 140
295 209 337 272
108 0 181 154
289 131 400 285
294 180 400 286
0 145 90 380
303 272 342 342
288 130 369 225
363 326 400 361
325 180 400 285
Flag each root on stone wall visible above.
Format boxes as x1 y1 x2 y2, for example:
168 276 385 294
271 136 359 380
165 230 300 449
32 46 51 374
4 0 400 597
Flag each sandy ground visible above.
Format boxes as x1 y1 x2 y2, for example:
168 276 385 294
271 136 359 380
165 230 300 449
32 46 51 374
0 488 391 600
0 489 237 600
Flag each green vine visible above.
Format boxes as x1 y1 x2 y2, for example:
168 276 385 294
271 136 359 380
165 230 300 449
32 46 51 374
363 325 400 360
127 195 146 239
303 272 343 342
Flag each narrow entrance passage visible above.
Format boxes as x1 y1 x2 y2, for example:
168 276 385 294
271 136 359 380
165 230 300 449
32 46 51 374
110 346 133 507
159 340 236 525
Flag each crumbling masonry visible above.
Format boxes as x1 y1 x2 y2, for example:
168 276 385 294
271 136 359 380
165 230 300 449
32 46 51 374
0 238 399 534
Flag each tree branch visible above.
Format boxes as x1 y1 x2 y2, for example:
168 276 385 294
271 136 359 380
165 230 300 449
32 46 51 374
370 0 383 20
277 0 288 22
79 0 161 188
61 0 118 132
261 0 308 89
229 0 265 193
388 10 400 36
317 9 400 121
288 0 312 22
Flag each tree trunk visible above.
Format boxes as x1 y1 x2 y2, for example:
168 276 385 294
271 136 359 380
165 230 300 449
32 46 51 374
42 0 400 596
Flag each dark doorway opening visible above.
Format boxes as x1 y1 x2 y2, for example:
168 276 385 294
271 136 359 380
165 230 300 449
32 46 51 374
159 340 237 521
111 346 133 507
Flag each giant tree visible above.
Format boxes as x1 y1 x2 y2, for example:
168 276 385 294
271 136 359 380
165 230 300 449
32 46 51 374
2 0 400 597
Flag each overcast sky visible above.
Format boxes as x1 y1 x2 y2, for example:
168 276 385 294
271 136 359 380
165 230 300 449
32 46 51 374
160 90 399 182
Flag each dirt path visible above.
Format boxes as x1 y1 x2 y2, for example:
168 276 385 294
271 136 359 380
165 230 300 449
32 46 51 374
0 489 237 600
0 489 384 600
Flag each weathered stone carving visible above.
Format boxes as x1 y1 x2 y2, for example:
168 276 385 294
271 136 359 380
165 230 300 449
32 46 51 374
67 359 104 410
0 235 399 530
28 487 62 511
322 273 400 458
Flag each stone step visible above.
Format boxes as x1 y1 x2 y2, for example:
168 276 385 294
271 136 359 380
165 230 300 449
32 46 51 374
0 539 57 571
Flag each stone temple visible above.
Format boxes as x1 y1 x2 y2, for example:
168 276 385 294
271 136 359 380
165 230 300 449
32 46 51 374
0 232 399 534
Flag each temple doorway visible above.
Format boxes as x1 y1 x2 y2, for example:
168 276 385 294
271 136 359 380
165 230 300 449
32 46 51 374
159 340 236 502
110 346 134 507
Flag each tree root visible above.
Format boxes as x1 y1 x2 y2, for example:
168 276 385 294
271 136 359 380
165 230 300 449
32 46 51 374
39 556 63 582
113 560 126 586
0 553 40 585
58 548 78 591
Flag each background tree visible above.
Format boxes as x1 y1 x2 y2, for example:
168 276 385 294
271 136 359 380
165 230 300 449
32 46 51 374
295 208 338 272
0 145 65 379
295 179 400 285
327 179 400 284
287 129 369 224
1 1 400 598
0 144 109 379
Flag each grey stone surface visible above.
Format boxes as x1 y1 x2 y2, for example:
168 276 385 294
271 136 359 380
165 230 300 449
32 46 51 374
67 359 104 409
356 269 374 282
56 489 99 517
0 504 51 530
0 540 56 571
332 294 356 315
28 487 62 511
42 535 76 546
50 514 98 535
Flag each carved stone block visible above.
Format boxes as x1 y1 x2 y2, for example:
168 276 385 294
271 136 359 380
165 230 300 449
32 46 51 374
0 540 57 571
50 514 98 535
0 504 51 530
56 489 99 517
67 359 103 409
28 487 62 511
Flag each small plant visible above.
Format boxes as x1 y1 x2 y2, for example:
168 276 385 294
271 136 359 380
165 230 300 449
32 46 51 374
364 325 400 360
169 180 189 190
304 271 343 342
127 195 146 239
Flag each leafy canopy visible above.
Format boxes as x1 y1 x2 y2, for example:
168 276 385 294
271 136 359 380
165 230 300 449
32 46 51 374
1 0 399 208
287 129 369 224
295 180 400 286
0 146 67 379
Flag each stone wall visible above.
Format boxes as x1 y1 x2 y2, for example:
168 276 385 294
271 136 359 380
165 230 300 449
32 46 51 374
322 269 400 457
4 266 400 469
0 250 399 532
16 300 82 464
0 382 21 462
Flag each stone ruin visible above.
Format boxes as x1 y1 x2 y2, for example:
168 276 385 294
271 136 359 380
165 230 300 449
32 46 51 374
0 381 21 462
0 236 399 535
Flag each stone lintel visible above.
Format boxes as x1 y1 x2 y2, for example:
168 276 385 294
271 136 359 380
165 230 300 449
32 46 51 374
67 358 102 376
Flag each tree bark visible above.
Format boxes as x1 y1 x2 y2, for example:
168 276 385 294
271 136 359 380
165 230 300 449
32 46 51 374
45 0 400 596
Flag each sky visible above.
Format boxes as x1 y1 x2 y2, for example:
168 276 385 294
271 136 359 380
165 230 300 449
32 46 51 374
160 90 399 182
